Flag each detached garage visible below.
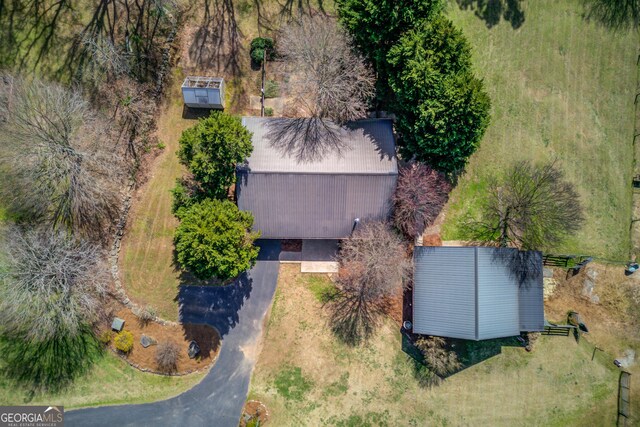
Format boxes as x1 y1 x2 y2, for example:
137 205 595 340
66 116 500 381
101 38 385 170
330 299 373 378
412 246 545 341
236 117 398 239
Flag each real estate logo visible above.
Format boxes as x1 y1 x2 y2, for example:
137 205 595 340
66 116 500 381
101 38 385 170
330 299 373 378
0 406 64 427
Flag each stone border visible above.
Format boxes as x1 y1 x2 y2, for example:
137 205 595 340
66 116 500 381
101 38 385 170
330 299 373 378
110 184 178 327
109 342 220 377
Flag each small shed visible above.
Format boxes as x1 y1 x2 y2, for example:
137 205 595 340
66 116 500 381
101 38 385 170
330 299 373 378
182 76 225 109
412 246 545 341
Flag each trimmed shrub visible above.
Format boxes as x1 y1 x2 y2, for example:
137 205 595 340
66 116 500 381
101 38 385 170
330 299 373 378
155 341 181 373
174 199 260 281
177 111 253 200
114 330 134 353
250 37 275 65
264 107 274 117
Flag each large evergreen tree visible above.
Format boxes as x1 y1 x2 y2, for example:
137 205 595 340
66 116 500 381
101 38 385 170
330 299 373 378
387 18 491 173
174 199 260 281
177 111 253 200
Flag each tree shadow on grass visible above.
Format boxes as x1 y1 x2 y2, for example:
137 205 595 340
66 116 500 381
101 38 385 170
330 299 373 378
189 0 243 76
0 326 102 396
455 0 525 29
0 0 76 76
402 333 522 382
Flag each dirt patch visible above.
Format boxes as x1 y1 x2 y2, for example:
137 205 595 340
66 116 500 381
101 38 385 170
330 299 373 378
107 308 221 374
240 400 269 426
422 234 443 246
281 239 302 252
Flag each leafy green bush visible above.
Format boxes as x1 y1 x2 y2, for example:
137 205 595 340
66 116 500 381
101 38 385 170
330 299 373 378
177 111 253 200
264 107 274 117
174 199 260 281
114 330 134 353
250 37 275 65
264 80 280 98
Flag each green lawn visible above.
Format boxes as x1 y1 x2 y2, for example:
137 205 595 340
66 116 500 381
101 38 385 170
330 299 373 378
442 0 636 260
0 350 206 409
249 265 620 426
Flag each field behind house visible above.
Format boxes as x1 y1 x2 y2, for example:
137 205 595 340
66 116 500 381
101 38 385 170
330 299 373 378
248 265 620 426
442 0 636 261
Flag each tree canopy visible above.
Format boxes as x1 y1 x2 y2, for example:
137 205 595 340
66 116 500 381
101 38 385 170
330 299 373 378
329 222 411 345
336 0 443 77
177 112 253 200
337 1 491 173
387 18 491 173
279 15 375 123
0 76 125 239
174 199 260 281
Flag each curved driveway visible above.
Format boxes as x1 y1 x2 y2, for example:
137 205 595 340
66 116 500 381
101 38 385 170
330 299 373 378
66 241 281 427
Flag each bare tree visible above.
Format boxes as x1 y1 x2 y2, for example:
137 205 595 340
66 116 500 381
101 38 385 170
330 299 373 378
272 16 375 160
155 341 181 373
329 222 411 344
279 15 375 122
393 162 452 240
0 226 108 343
464 160 584 250
0 75 125 240
414 336 461 378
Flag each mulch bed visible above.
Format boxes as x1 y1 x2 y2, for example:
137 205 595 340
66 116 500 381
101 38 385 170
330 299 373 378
239 400 269 426
107 309 221 375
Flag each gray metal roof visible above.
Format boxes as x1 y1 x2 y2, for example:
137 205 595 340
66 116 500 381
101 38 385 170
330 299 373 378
236 117 398 239
240 117 397 174
412 246 544 341
236 173 395 239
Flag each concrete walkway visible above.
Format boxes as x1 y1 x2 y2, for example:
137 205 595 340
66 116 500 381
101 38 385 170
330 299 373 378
66 241 281 427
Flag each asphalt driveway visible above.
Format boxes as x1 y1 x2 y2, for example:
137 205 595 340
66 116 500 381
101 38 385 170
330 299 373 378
66 240 281 427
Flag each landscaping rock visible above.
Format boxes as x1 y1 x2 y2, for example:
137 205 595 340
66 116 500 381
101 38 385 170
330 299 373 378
543 278 558 300
188 340 200 359
543 267 554 278
140 335 157 348
619 349 636 368
582 267 600 304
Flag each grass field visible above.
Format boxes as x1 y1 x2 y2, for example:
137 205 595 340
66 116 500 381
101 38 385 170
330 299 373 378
442 0 637 260
248 265 619 426
0 350 206 409
119 73 191 321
